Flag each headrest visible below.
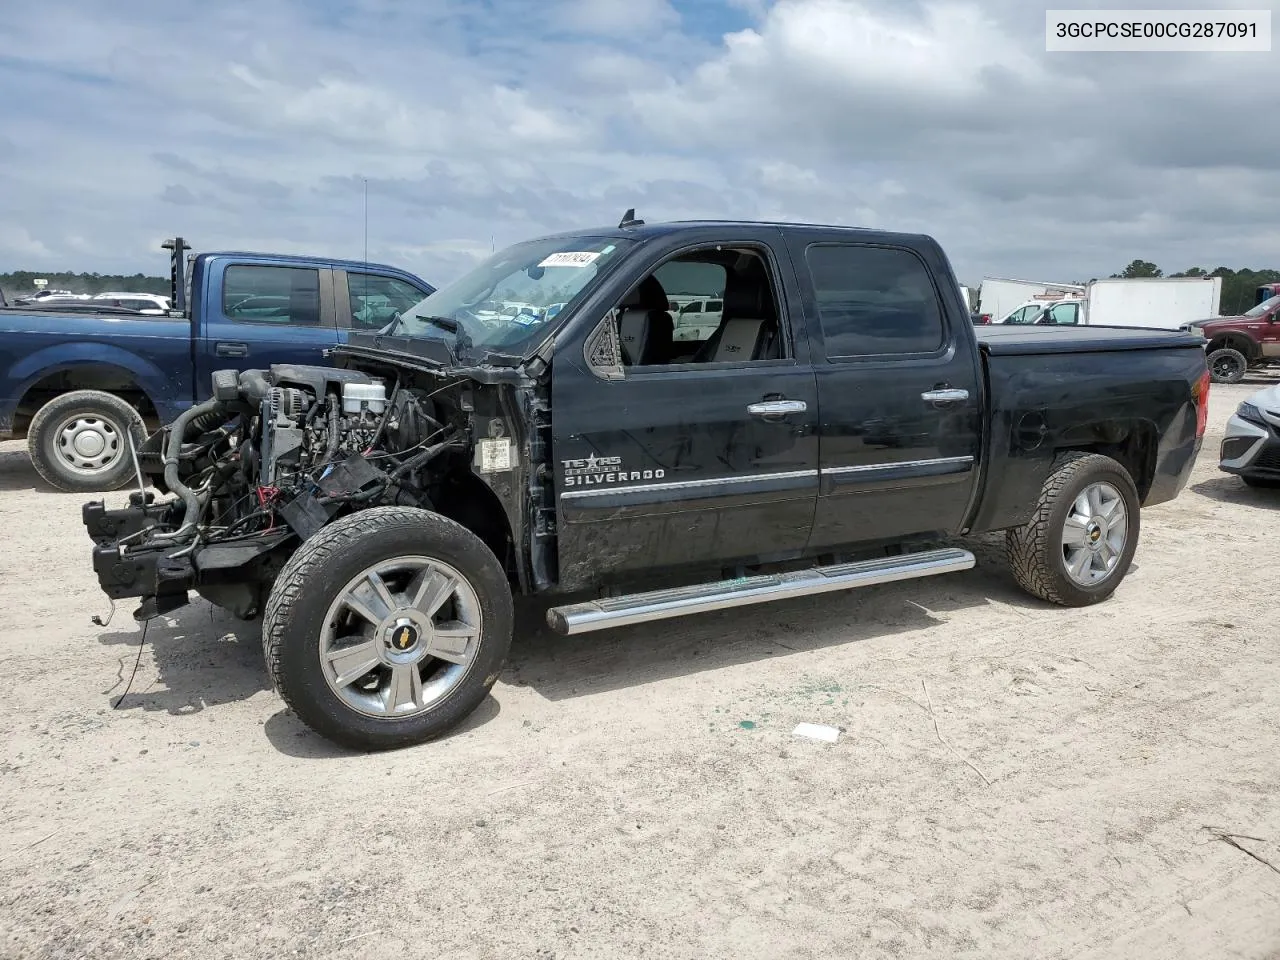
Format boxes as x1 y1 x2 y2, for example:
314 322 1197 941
722 257 773 318
622 275 669 312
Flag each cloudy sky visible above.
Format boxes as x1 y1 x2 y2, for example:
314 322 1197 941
1 0 1276 287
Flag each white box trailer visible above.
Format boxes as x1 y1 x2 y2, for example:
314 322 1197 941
1011 277 1223 330
1081 276 1221 328
978 278 1085 324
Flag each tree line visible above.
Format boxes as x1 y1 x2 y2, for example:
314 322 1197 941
0 271 168 301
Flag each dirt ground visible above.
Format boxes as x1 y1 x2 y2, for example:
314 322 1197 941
1 379 1279 960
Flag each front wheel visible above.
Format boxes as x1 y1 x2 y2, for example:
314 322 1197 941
1208 347 1248 384
1006 452 1140 607
262 506 514 751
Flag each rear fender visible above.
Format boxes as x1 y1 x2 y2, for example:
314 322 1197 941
10 343 179 422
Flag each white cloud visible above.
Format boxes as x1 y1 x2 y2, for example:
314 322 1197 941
0 0 1276 289
555 0 680 36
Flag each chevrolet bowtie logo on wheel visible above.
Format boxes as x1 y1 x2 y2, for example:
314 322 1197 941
392 626 417 650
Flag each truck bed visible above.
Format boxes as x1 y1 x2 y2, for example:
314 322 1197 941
975 325 1206 355
0 308 195 434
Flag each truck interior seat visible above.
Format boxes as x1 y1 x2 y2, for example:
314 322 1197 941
617 275 674 366
693 258 780 363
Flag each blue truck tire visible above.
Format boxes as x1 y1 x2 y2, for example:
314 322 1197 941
27 389 147 493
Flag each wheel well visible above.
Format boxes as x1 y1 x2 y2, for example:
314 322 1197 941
13 367 159 437
1206 334 1260 362
430 473 516 584
1057 420 1158 503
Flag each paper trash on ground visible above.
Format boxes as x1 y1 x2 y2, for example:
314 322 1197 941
792 723 841 743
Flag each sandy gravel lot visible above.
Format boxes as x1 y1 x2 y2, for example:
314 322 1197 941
1 379 1278 960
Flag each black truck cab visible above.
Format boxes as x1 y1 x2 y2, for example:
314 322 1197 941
543 221 984 591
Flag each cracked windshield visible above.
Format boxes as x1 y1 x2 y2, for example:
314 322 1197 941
393 236 635 359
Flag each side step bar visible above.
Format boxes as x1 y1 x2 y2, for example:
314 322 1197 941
546 547 975 636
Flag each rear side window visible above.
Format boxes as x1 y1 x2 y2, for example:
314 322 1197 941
804 245 945 357
222 265 322 326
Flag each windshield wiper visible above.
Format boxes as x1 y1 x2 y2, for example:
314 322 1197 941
415 314 460 333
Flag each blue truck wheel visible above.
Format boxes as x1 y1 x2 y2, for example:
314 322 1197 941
26 390 146 493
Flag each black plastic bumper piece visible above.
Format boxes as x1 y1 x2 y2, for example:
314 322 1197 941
90 543 195 605
82 495 176 546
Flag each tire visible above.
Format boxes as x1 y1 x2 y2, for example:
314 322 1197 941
1006 452 1141 607
1208 347 1248 384
1242 475 1280 490
26 390 146 492
262 506 514 751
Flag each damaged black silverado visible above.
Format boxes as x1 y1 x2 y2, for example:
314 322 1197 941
83 216 1211 750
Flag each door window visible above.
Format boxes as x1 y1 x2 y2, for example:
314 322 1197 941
804 244 945 357
587 247 786 370
222 265 322 326
1047 302 1080 325
347 273 428 329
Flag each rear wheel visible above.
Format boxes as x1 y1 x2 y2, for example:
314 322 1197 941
1208 347 1248 384
1006 452 1140 607
262 506 514 751
26 390 145 492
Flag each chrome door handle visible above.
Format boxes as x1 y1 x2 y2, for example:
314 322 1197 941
748 400 807 417
921 388 969 404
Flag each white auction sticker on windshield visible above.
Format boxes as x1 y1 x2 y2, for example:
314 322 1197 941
538 251 600 268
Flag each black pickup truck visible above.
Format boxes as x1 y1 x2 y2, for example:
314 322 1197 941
83 216 1210 750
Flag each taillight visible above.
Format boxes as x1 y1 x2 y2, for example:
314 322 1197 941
1193 369 1211 438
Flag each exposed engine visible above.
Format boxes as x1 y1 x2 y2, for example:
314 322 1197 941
84 363 475 619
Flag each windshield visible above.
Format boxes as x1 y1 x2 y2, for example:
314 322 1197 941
1244 295 1280 318
391 236 634 361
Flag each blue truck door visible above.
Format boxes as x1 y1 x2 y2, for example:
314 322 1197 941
549 232 820 592
782 232 983 550
195 258 341 390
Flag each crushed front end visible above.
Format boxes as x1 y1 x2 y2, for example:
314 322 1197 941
83 354 548 621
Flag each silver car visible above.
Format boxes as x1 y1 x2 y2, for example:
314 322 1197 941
1220 384 1280 488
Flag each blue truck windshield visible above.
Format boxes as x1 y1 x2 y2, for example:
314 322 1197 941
393 236 634 360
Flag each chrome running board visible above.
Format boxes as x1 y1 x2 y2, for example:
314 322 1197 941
546 547 975 636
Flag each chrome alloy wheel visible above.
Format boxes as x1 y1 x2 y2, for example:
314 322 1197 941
1061 481 1128 586
319 556 482 719
55 414 125 475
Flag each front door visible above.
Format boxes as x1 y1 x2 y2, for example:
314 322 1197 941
550 240 819 592
1258 308 1280 358
782 233 984 551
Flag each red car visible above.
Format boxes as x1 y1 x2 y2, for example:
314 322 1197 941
1183 294 1280 383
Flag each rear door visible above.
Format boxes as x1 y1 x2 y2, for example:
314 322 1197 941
550 232 820 591
195 258 341 388
782 232 984 550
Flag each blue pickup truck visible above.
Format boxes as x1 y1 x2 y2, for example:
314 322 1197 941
0 238 433 491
